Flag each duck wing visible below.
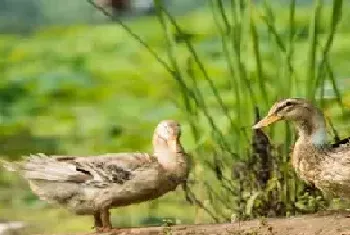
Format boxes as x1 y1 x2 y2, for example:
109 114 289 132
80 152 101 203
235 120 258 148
72 153 158 187
318 145 350 196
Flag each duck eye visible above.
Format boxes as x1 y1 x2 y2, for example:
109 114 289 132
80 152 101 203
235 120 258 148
285 101 292 106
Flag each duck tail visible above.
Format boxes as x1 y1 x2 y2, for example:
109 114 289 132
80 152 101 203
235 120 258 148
0 158 20 172
23 153 88 182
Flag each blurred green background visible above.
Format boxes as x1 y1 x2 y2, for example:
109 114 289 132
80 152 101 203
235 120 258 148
1 0 350 234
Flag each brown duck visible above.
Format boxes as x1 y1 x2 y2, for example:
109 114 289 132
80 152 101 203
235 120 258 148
253 98 350 200
1 120 189 232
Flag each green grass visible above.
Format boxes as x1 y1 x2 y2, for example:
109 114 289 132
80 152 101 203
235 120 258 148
1 0 350 234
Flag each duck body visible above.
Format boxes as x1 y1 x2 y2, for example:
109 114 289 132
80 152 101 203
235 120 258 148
291 139 350 198
253 98 350 199
26 153 185 215
2 120 189 231
292 140 350 198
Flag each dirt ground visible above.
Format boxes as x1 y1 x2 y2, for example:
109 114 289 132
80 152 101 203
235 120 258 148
42 212 350 235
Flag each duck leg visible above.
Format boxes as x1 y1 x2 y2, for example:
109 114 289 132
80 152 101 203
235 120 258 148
93 212 102 229
100 208 112 232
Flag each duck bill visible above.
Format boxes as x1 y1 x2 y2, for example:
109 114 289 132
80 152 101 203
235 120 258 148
252 114 281 129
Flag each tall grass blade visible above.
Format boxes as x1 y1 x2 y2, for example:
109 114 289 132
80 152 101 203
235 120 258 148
230 0 256 106
315 0 343 100
250 8 268 106
260 12 286 52
154 0 201 143
289 0 296 46
210 0 244 151
216 0 231 34
260 0 294 89
287 0 296 95
326 60 344 110
306 0 322 100
152 5 236 156
86 0 173 74
162 9 233 123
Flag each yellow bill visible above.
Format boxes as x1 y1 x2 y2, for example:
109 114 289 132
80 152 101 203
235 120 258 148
252 114 281 129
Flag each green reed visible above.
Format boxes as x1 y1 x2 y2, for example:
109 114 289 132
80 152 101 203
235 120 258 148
88 0 344 222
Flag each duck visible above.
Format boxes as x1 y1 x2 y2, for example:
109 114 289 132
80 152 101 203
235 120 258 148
1 120 189 232
252 98 350 201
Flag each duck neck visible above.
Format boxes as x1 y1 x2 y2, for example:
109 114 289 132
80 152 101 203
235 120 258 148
294 112 328 148
153 137 184 171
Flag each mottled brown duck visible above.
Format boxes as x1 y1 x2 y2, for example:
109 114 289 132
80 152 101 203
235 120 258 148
1 120 189 232
253 98 350 200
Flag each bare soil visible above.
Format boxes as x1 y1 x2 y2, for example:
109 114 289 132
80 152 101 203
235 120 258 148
42 212 350 235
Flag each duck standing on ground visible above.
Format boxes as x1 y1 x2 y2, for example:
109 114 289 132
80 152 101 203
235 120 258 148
1 120 189 232
253 98 350 200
